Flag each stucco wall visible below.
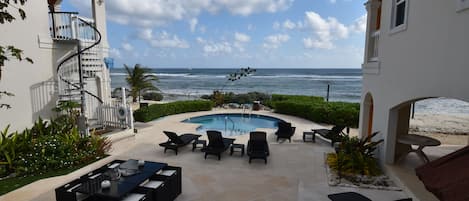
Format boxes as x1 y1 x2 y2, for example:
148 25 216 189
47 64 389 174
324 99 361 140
360 0 469 163
0 1 57 132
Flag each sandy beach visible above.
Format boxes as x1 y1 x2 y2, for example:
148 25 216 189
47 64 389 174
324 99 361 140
410 113 469 145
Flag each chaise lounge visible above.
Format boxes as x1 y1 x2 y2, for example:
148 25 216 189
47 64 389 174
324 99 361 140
247 131 270 164
159 131 201 155
312 125 346 146
275 121 296 142
202 130 235 160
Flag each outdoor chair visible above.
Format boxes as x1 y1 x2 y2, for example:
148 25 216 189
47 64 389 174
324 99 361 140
275 121 296 142
328 192 412 201
202 130 235 160
159 131 201 155
247 131 270 164
312 125 347 147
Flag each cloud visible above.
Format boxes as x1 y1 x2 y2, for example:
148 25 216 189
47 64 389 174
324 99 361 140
122 42 134 51
234 32 251 43
349 14 367 33
329 0 337 3
189 18 198 32
301 11 361 49
282 19 296 30
138 30 190 48
109 48 121 58
263 34 290 49
273 21 281 29
70 0 293 27
202 41 233 55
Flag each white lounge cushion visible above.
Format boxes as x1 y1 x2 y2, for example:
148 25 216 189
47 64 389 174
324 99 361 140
121 193 146 201
142 180 163 189
158 170 176 176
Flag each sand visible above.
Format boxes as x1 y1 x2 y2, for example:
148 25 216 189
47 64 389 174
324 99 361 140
409 113 469 145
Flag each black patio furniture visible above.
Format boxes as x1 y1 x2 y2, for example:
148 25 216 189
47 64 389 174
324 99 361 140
247 131 270 164
201 130 235 160
275 121 296 142
55 159 182 201
312 125 347 146
159 131 201 155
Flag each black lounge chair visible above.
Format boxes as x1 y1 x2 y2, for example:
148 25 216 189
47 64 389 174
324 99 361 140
328 192 412 201
247 131 270 164
202 130 235 160
275 122 296 142
159 131 201 155
312 125 347 147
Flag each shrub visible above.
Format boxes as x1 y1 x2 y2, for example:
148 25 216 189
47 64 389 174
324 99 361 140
327 132 383 176
142 92 163 101
0 117 111 177
133 100 214 122
269 95 360 128
201 91 271 106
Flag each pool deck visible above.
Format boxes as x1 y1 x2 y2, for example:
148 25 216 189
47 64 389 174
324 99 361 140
1 109 411 201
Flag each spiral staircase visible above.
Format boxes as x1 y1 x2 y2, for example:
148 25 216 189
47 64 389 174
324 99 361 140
50 12 131 133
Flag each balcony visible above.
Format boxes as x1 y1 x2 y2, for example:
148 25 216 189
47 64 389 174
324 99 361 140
49 12 97 41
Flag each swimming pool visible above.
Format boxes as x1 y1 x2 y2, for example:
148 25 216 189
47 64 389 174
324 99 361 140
182 113 283 136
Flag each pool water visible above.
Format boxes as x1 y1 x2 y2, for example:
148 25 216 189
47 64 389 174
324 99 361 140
182 113 283 136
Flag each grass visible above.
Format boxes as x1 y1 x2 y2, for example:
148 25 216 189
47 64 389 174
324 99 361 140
0 157 107 196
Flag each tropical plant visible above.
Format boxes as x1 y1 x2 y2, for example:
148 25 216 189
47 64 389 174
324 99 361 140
0 0 34 109
327 132 384 176
124 64 159 103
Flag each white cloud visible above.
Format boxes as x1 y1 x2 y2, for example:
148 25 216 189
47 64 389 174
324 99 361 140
302 11 352 49
203 42 233 55
109 48 122 58
273 21 281 29
263 34 290 49
138 30 190 48
70 0 293 27
122 42 134 51
282 19 296 30
189 18 198 32
349 14 367 33
234 32 251 43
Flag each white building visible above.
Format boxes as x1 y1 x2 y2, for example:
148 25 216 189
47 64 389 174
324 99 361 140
360 0 469 164
0 0 129 132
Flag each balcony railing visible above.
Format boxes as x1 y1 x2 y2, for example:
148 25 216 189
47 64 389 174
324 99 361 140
49 12 97 41
368 30 380 62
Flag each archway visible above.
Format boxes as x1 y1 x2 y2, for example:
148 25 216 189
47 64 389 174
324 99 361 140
387 97 469 165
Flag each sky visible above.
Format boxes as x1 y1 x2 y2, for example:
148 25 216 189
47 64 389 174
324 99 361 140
63 0 367 69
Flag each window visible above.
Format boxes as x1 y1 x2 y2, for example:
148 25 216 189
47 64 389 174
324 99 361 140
391 0 408 32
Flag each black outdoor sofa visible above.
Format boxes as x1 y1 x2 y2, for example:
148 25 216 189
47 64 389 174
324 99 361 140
201 130 235 160
159 131 201 155
312 125 347 146
275 121 296 142
247 131 270 164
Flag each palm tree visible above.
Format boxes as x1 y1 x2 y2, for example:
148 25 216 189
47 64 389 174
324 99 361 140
124 64 159 103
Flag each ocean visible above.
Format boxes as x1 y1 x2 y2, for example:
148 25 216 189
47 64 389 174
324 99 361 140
110 68 469 115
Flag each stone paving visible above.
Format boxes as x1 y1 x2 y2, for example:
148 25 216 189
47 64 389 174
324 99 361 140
1 109 410 201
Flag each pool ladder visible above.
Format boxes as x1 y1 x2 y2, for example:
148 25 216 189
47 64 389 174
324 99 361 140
224 116 236 135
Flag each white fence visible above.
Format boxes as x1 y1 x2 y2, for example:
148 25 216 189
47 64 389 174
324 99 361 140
98 102 133 129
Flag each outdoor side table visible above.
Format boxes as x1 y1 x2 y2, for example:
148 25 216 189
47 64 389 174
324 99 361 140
230 143 245 156
192 139 206 151
303 131 315 142
397 134 441 163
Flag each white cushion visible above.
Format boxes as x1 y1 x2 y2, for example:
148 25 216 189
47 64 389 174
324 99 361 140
142 180 163 189
121 193 146 201
159 170 176 176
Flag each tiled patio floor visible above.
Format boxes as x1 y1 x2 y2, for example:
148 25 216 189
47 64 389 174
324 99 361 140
2 109 410 201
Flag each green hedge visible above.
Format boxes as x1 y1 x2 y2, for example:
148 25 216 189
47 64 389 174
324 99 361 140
134 100 214 122
270 95 360 128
